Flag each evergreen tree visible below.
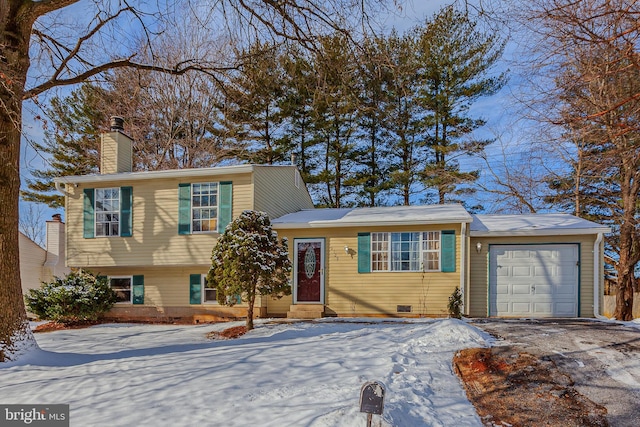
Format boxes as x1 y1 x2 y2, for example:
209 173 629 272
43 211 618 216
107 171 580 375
22 85 108 208
416 6 506 204
311 34 360 207
381 31 425 206
207 211 291 331
222 43 292 165
350 36 394 207
280 47 322 184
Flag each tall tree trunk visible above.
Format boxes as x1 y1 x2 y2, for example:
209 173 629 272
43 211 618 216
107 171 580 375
0 5 38 361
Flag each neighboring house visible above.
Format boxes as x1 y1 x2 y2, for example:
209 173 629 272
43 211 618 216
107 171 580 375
19 214 71 298
54 120 611 321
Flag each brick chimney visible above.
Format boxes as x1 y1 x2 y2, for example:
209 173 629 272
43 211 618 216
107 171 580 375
100 116 133 174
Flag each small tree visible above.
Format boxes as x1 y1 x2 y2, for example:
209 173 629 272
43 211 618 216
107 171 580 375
207 211 291 330
448 287 463 319
25 270 116 324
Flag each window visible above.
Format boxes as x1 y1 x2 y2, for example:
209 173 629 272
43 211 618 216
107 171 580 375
370 231 441 272
192 183 218 233
202 275 217 304
422 231 440 272
95 188 120 236
110 276 132 303
371 233 389 271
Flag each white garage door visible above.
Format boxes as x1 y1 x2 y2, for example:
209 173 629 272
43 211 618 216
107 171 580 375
489 244 579 317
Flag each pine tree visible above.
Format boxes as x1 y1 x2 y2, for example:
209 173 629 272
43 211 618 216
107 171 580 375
207 211 291 331
222 43 292 165
416 6 506 204
22 85 108 208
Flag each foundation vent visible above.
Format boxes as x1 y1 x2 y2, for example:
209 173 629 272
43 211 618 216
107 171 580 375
397 305 412 313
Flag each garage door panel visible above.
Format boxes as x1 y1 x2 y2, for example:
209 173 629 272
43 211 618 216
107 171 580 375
533 302 552 314
512 284 532 294
554 303 576 316
513 266 532 276
490 244 578 318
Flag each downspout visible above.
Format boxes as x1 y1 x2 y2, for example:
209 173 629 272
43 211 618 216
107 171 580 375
460 222 467 316
593 232 607 319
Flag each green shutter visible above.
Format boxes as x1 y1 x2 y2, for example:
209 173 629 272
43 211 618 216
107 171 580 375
441 230 456 273
189 274 202 304
132 275 144 304
218 181 233 234
120 186 133 237
358 233 371 273
83 188 95 238
178 183 191 235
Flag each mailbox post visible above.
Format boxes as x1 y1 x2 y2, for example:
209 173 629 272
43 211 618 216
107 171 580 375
359 381 385 427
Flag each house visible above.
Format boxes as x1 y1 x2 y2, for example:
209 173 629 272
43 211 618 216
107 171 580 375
54 119 610 321
19 214 70 303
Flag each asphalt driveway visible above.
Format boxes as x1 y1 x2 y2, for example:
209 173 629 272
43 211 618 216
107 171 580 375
470 318 640 427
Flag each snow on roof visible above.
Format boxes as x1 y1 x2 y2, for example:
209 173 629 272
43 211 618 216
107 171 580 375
470 214 611 236
272 205 472 228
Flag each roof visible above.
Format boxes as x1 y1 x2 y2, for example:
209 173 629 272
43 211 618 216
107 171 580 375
53 164 296 184
272 205 473 229
470 214 611 236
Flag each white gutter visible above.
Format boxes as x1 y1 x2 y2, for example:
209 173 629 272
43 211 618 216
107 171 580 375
593 232 607 319
460 222 467 316
52 164 258 184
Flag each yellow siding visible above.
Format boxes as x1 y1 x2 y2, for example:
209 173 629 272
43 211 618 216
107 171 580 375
253 166 314 219
66 173 254 267
19 233 47 294
92 266 250 308
468 235 597 318
100 132 132 174
272 224 462 317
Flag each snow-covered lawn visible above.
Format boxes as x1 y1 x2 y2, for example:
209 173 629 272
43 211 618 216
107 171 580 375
1 319 491 427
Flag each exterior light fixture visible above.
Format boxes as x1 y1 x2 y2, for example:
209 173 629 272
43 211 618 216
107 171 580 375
476 242 482 253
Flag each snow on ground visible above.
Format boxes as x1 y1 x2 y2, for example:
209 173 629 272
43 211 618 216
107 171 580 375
1 319 491 427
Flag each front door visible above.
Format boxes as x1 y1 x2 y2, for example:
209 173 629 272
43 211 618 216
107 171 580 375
294 239 324 303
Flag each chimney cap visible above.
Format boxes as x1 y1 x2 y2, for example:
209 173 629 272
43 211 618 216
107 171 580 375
110 116 125 131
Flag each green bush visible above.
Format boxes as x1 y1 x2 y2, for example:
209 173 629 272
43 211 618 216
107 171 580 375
25 270 117 324
448 287 463 319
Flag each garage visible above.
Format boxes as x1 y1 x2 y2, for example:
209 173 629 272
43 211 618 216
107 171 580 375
489 244 579 317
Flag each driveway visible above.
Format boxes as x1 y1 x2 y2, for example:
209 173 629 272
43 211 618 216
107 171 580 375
470 318 640 427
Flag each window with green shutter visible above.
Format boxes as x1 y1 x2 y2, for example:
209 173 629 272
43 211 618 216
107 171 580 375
84 187 132 238
178 181 233 235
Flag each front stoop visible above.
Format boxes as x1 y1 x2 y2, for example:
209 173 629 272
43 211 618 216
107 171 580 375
287 304 325 319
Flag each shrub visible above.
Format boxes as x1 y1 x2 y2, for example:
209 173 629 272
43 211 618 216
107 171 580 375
448 287 463 319
25 270 117 324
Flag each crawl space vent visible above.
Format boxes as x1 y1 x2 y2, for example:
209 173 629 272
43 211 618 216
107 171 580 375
397 305 412 313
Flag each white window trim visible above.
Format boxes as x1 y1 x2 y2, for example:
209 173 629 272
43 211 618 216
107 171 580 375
191 182 220 234
95 187 121 238
109 275 133 304
201 275 218 304
370 231 442 273
422 231 441 272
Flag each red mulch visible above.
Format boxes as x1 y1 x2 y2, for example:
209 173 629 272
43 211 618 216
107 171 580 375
454 347 608 426
33 321 100 333
206 325 247 340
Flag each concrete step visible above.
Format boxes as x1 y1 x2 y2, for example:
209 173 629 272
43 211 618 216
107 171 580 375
287 304 324 319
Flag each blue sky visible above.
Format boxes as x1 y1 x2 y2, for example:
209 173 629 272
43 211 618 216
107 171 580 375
19 0 536 243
